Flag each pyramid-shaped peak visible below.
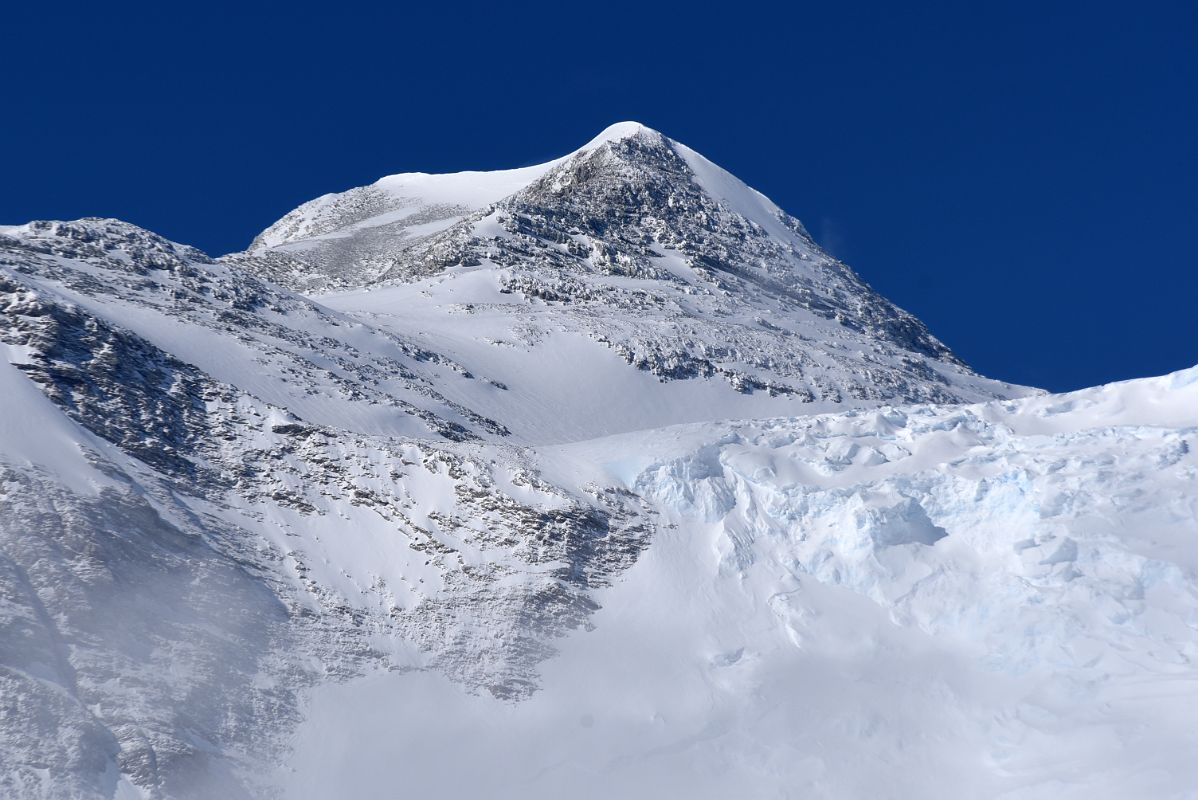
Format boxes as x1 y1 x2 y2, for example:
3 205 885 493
580 121 664 150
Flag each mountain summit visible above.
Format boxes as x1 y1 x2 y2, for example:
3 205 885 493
245 121 662 261
235 123 1025 442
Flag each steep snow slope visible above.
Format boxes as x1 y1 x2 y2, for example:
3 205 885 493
317 266 1019 444
285 367 1198 800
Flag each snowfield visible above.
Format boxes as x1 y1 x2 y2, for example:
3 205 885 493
1 122 1195 799
284 368 1198 800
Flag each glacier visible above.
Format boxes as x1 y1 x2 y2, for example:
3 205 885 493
287 369 1198 799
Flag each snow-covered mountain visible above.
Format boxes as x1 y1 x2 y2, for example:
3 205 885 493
1 124 1195 799
238 122 1028 441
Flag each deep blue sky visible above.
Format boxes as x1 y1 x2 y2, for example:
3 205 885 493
3 2 1194 391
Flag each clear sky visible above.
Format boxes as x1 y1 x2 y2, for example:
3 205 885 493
3 1 1194 391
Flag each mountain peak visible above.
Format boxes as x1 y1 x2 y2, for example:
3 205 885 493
236 121 1008 396
244 122 672 262
580 121 661 150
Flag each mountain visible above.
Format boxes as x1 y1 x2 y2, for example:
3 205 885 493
1 124 1195 799
236 122 1027 444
